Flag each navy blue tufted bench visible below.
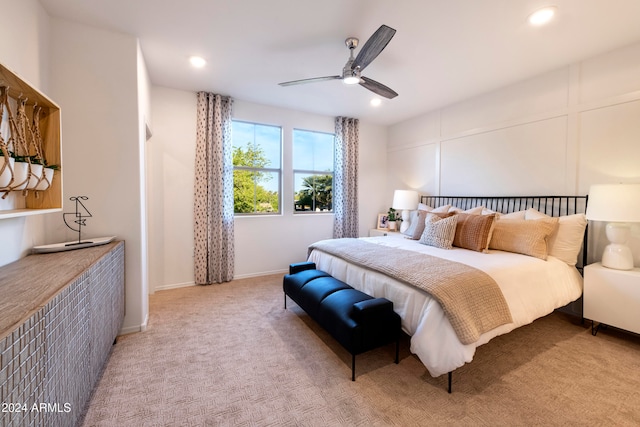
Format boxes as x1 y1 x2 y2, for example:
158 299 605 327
283 262 401 380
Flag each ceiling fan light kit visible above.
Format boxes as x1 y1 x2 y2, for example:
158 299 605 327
279 25 398 99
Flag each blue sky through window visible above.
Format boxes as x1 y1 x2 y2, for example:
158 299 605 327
231 121 334 197
232 121 281 168
232 120 281 193
293 129 334 192
293 129 334 171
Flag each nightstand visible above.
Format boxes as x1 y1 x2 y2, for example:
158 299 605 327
583 262 640 336
369 229 396 237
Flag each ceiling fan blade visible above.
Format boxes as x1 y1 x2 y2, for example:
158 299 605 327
352 25 396 72
359 76 398 99
279 76 341 86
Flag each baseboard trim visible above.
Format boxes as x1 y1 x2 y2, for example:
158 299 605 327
234 269 288 280
154 281 196 292
140 312 149 332
153 271 288 291
118 313 149 336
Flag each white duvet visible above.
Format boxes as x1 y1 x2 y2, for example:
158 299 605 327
307 234 583 377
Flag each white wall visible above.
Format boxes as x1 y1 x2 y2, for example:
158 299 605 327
148 89 387 290
148 87 197 291
0 0 50 266
47 18 147 333
388 41 640 266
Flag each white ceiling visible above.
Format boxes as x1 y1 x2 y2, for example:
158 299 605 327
39 0 640 126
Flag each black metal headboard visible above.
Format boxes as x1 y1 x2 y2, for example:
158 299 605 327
420 195 589 272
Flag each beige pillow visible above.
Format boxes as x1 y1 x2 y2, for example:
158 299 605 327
419 213 458 249
525 209 587 265
489 218 558 260
453 213 496 252
406 210 455 240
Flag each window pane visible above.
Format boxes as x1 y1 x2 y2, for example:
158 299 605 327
232 121 281 168
234 170 280 214
293 129 333 172
294 172 333 212
232 120 281 215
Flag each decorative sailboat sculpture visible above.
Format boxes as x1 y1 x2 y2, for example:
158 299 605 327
32 195 115 253
64 196 93 245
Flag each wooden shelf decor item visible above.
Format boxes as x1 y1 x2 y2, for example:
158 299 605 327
0 62 62 219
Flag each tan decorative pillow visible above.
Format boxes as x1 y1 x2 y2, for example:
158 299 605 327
453 213 496 252
409 211 455 240
525 209 587 265
419 213 458 249
489 218 558 260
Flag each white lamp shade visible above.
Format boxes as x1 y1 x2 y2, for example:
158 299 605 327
586 184 640 222
392 190 418 210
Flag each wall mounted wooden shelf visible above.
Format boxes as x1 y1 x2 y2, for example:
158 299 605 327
0 62 62 219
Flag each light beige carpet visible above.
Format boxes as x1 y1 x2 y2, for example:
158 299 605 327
81 274 640 426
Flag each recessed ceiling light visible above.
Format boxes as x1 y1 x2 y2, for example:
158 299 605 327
189 56 206 68
528 6 557 26
370 98 382 107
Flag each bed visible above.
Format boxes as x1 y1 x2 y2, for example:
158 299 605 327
307 195 588 385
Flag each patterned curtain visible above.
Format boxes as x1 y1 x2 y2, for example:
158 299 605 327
193 92 234 284
333 116 359 238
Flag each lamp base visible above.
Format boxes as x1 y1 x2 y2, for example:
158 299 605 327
399 209 410 233
602 243 634 270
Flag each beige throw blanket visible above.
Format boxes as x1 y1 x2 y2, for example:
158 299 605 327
309 239 513 345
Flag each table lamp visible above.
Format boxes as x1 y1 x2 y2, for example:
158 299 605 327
585 184 640 270
392 189 418 233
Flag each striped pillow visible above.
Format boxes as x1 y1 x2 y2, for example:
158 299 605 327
489 218 558 260
453 213 496 252
419 213 458 249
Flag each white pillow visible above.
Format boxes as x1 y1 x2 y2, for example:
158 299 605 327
449 206 484 214
498 210 526 220
417 203 452 213
402 210 419 236
463 206 484 215
524 209 587 266
431 204 451 213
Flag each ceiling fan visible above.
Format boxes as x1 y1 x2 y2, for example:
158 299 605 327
278 25 398 99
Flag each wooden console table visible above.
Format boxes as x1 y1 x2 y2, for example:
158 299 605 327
0 241 124 427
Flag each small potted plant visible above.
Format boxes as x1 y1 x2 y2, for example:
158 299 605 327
387 207 398 231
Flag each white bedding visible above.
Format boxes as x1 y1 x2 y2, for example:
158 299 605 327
307 234 583 377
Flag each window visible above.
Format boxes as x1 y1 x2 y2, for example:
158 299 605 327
232 120 281 214
293 129 334 213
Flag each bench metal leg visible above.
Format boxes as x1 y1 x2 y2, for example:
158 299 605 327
284 293 287 309
352 354 356 381
448 372 452 393
395 338 399 364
